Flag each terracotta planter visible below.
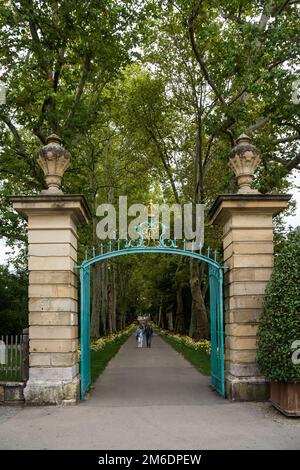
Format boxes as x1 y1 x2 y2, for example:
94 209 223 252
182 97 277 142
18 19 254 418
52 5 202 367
270 382 300 417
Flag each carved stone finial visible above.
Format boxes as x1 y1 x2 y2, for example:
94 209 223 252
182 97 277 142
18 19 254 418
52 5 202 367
37 134 71 195
236 134 251 145
229 134 261 194
47 134 62 145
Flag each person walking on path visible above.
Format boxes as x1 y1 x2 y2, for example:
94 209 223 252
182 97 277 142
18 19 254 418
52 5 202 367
144 324 153 348
135 325 144 348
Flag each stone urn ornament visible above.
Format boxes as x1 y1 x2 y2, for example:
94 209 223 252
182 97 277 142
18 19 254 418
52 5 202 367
229 134 261 193
37 134 71 195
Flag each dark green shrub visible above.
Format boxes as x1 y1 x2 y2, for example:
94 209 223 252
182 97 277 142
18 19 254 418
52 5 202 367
257 228 300 382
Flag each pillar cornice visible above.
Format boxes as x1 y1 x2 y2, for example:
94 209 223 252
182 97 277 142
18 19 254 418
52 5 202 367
209 193 291 226
10 194 92 226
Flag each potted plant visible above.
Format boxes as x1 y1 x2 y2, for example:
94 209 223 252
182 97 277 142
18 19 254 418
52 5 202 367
257 228 300 416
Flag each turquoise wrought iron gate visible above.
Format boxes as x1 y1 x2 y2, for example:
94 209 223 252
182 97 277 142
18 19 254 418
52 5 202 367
78 237 225 399
209 265 225 396
80 265 91 398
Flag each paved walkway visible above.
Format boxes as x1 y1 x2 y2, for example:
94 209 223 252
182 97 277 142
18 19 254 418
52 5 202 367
0 334 299 449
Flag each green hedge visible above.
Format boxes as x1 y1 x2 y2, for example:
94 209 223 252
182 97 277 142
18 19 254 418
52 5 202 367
257 228 300 382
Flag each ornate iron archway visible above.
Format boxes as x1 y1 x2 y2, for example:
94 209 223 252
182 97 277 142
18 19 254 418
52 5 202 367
77 229 225 400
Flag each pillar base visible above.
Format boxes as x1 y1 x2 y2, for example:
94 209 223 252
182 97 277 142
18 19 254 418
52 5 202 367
226 373 270 401
24 375 80 405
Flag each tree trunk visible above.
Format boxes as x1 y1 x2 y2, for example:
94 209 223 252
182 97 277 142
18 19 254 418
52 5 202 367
116 263 127 331
106 261 117 334
116 307 122 330
90 263 101 337
107 265 113 334
159 303 168 329
112 264 117 332
189 258 210 339
167 311 173 331
100 261 108 335
175 285 185 334
189 304 196 337
90 191 102 337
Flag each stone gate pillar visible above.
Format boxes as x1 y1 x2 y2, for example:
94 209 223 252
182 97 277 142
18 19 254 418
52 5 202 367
209 135 290 401
11 136 91 404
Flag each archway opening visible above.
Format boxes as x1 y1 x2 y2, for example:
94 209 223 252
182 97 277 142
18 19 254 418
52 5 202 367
77 244 224 400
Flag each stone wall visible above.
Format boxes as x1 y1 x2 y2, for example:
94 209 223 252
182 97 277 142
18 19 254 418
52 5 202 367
0 382 25 404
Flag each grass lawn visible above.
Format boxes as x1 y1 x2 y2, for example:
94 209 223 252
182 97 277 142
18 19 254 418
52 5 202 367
0 370 21 381
0 349 22 382
90 333 132 384
159 333 211 376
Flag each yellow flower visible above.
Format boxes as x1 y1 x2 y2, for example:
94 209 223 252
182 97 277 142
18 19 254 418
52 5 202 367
157 327 211 355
